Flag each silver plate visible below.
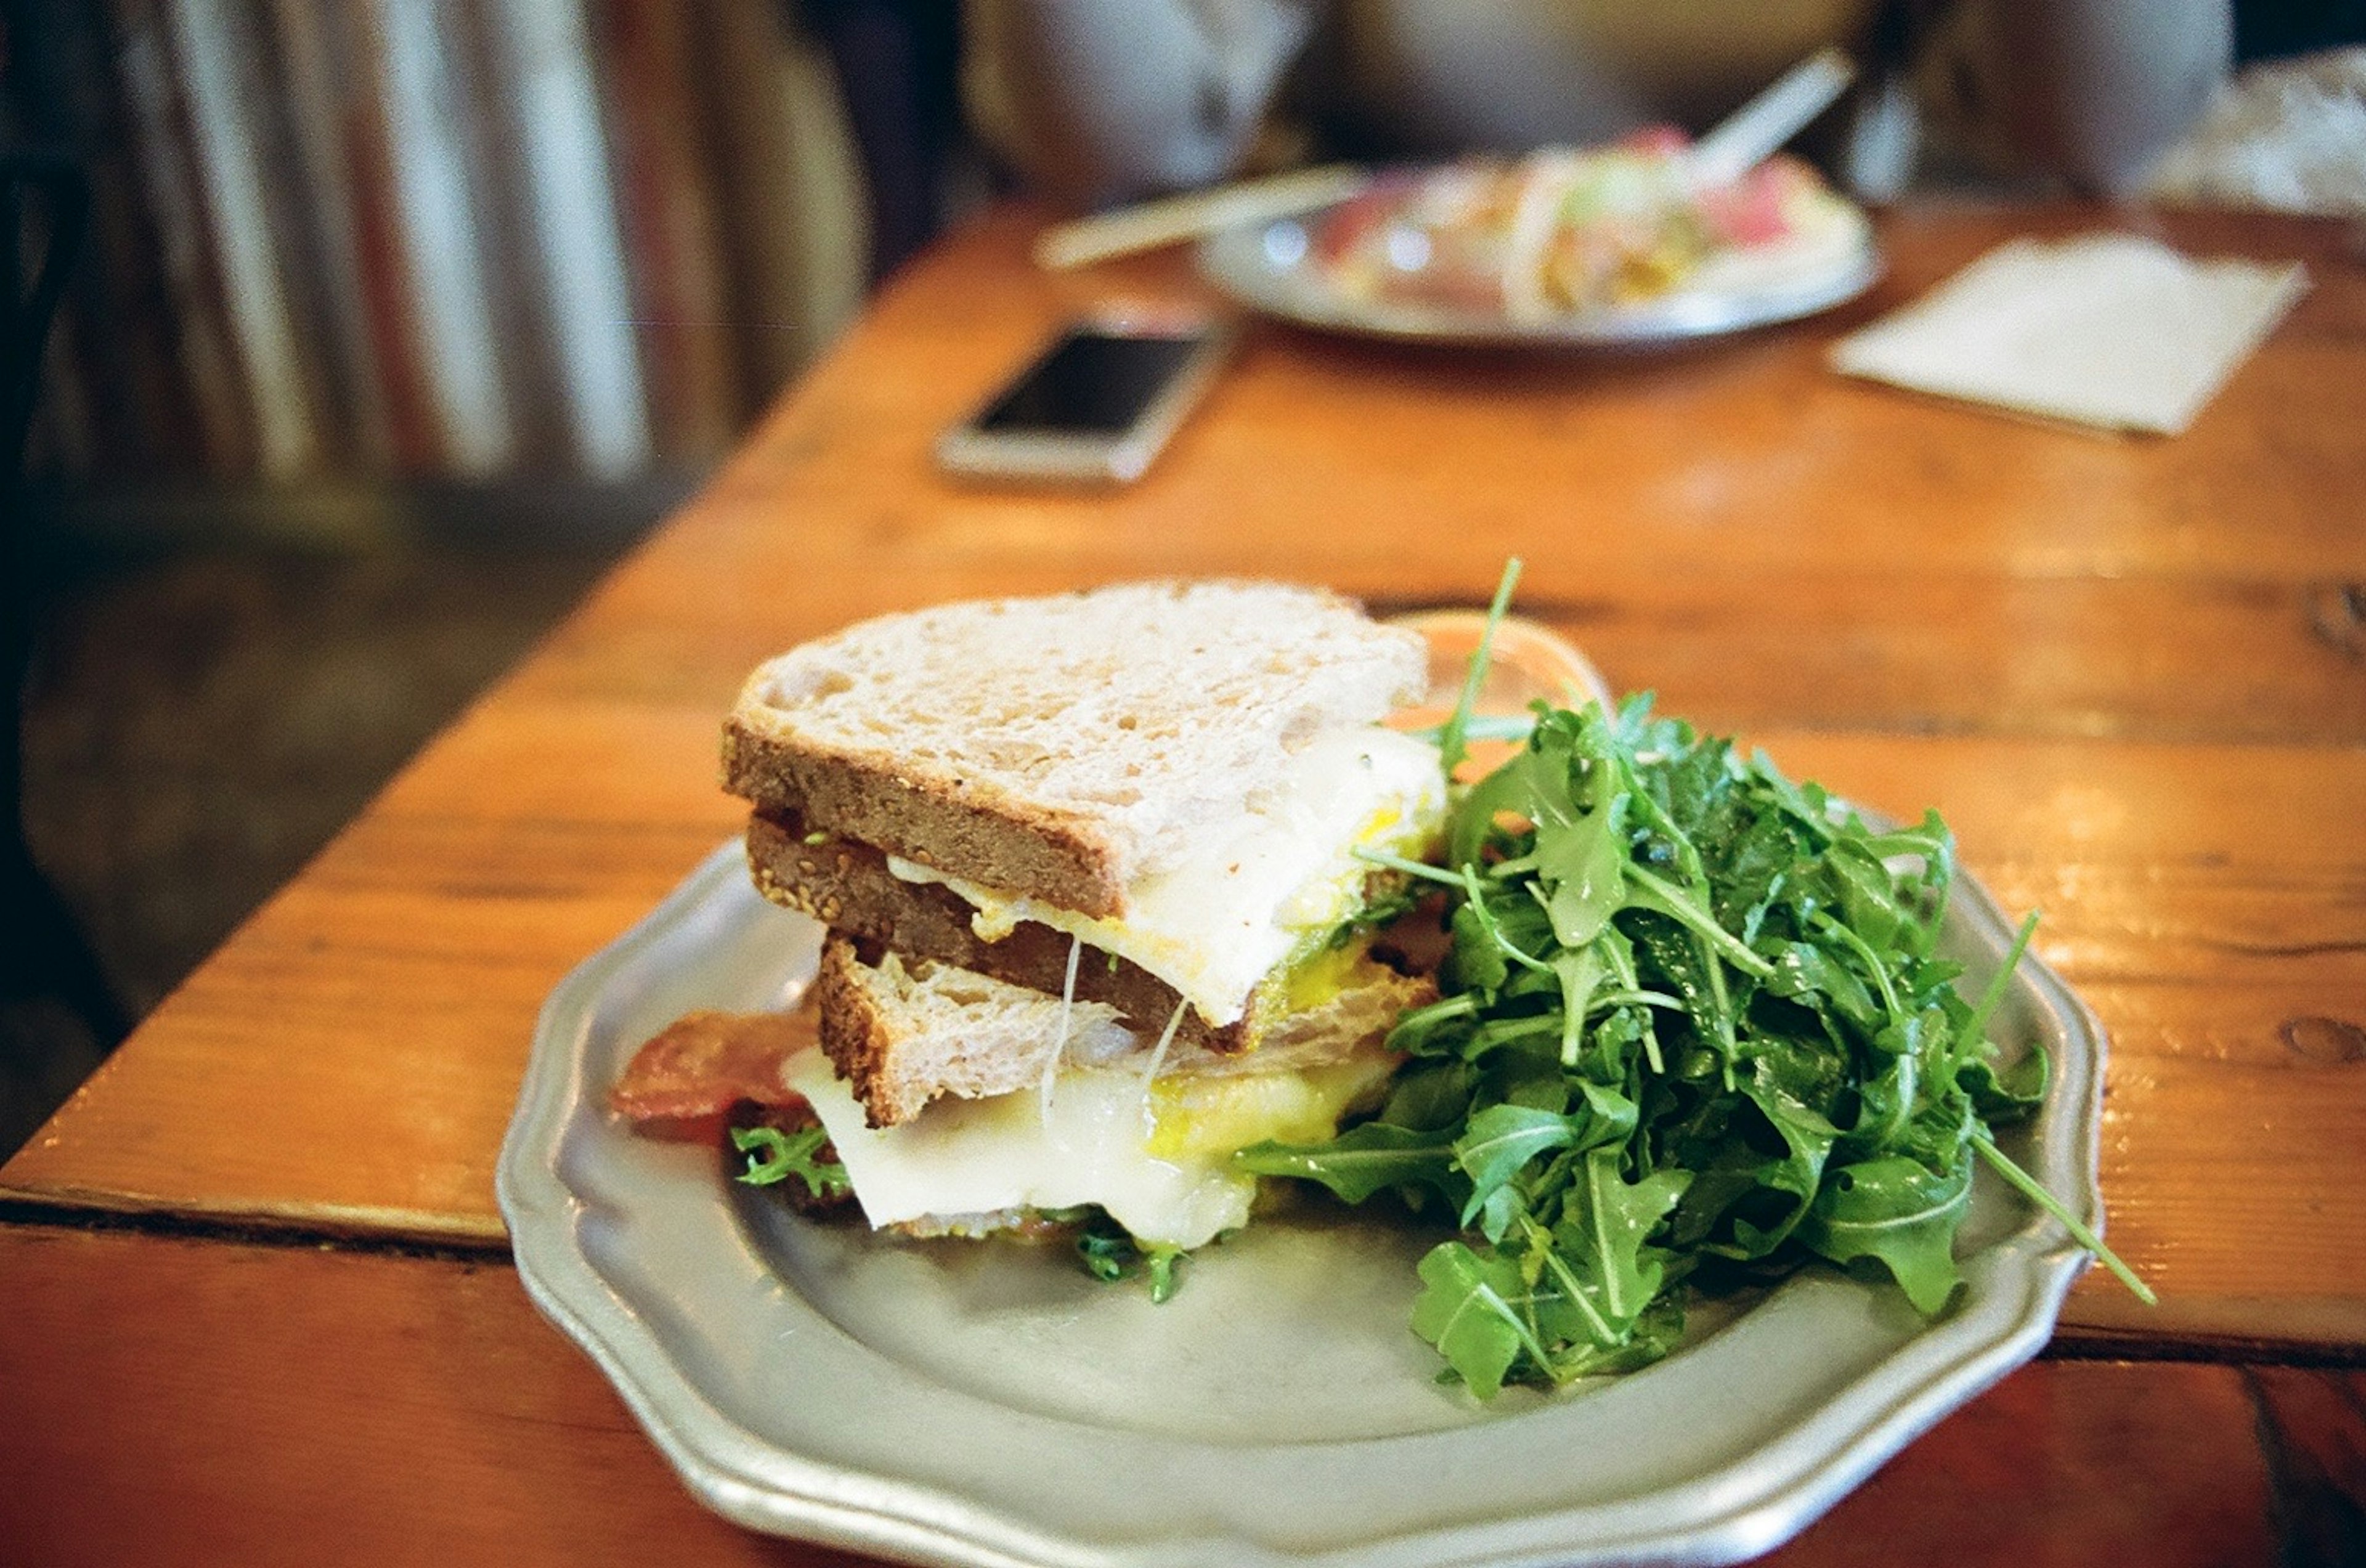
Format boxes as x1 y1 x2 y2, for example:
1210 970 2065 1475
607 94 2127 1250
499 837 2104 1567
1196 209 1880 347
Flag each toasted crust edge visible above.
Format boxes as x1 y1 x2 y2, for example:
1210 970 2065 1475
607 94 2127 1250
811 936 915 1128
722 715 1129 919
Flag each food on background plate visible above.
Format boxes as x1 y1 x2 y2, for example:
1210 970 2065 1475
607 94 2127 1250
614 568 2146 1391
1314 129 1869 322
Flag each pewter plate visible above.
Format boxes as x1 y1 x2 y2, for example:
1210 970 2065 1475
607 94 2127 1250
1195 209 1881 348
498 838 2104 1568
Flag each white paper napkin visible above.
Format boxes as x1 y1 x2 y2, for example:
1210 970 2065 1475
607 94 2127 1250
1829 234 2309 434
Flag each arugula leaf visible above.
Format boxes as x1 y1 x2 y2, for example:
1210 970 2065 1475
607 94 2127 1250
1436 558 1524 779
1954 909 2039 1063
1074 1209 1189 1302
1526 718 1631 949
1076 1215 1132 1283
1234 1121 1464 1206
1970 1131 2157 1306
1455 1103 1578 1225
1561 1149 1692 1324
1766 940 1881 1030
1961 1048 2049 1121
1797 1153 1972 1315
1678 1084 1832 1261
1410 1241 1550 1399
1325 880 1423 950
1550 948 1605 1066
732 1126 848 1200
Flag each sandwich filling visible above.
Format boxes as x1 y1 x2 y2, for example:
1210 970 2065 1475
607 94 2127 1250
784 1033 1397 1250
882 725 1447 1026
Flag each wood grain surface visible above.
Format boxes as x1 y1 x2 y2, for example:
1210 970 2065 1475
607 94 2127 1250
4 1223 2358 1567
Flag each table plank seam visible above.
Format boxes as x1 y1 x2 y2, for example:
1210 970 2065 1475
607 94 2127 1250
0 1196 511 1264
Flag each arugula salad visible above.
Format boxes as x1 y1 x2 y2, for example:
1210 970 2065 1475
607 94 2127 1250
1235 563 2146 1397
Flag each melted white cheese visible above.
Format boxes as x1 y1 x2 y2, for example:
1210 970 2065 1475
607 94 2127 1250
887 726 1444 1026
783 1046 1391 1251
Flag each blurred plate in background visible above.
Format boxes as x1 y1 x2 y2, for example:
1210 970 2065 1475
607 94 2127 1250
1198 186 1881 348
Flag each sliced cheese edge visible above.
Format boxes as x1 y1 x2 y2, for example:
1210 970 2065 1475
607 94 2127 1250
784 1044 1395 1251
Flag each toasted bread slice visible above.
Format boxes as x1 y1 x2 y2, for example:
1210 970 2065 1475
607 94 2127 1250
723 581 1426 917
811 935 1428 1129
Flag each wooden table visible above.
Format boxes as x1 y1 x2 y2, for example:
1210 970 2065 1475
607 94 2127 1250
6 200 2364 1564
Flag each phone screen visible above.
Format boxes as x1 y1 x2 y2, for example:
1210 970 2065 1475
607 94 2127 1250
971 328 1209 436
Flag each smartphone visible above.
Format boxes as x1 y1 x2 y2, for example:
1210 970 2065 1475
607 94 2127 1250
936 313 1235 484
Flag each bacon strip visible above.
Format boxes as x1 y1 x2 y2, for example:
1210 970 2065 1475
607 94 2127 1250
609 1009 816 1131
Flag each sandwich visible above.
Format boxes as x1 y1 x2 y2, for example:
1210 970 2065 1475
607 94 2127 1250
690 579 1450 1263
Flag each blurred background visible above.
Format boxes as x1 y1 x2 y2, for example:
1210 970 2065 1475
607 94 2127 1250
1 0 978 1156
3 0 2362 1156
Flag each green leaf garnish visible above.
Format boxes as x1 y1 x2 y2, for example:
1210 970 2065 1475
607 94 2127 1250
1410 1240 1551 1399
1969 1132 2156 1306
731 1125 849 1200
1235 1121 1463 1206
1435 556 1524 779
1797 1152 1972 1314
1073 1209 1189 1302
